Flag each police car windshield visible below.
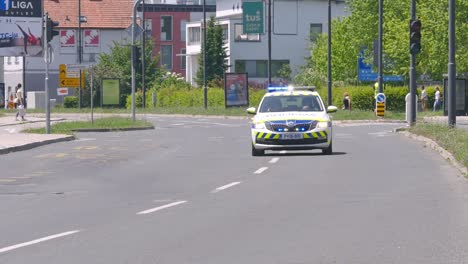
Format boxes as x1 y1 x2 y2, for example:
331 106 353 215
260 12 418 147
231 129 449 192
259 95 323 113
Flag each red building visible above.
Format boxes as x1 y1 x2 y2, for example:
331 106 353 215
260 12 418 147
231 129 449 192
145 11 189 76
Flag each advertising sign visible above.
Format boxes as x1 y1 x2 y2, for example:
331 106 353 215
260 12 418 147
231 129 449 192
102 79 120 105
0 0 43 56
224 73 249 107
84 29 100 53
60 29 76 54
0 83 5 108
242 1 264 34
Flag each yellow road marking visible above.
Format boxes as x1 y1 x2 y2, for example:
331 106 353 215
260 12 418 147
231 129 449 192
0 179 16 183
74 146 99 151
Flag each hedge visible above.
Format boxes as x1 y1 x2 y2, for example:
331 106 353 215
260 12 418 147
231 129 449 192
64 96 78 108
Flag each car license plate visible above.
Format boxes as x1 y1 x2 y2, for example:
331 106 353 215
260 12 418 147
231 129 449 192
280 133 303 140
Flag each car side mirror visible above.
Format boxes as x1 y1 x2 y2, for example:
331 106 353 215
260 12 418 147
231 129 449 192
327 106 338 113
246 107 257 115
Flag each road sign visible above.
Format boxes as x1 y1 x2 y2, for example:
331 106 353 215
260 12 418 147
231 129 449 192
57 88 68 96
376 102 385 117
376 93 386 103
59 64 85 88
242 2 264 34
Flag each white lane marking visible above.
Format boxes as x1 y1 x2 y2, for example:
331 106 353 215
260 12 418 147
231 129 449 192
211 181 242 193
170 123 185 126
75 138 96 142
137 201 187 215
254 167 269 174
269 158 280 164
0 230 80 254
4 128 16 133
280 150 287 154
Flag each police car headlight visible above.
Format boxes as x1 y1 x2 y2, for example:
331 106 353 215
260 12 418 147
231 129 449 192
316 121 329 129
254 123 266 129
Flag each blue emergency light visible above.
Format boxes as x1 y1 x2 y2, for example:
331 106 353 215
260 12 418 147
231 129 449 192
267 86 292 93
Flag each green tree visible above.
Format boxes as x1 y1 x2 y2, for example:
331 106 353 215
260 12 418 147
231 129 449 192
196 16 228 86
298 0 468 85
93 39 163 106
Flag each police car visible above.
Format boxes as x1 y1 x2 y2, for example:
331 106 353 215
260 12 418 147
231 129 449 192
247 86 337 156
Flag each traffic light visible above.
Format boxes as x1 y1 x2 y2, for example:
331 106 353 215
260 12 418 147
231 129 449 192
409 19 421 55
46 17 60 43
132 45 141 69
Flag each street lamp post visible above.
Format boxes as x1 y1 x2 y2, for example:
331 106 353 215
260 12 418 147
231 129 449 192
203 0 207 109
409 0 417 125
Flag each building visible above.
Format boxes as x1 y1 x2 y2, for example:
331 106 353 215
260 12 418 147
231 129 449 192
3 0 134 103
142 0 216 77
185 0 348 86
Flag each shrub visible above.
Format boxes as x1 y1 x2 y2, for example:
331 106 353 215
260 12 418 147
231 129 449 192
64 96 78 108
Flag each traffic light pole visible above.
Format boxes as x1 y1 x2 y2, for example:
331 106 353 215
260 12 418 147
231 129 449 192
327 0 332 106
203 0 207 109
131 0 143 121
142 0 146 109
409 0 417 126
448 0 456 128
78 0 82 109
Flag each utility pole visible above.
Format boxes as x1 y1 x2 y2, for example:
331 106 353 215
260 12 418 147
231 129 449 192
378 0 383 94
448 0 456 128
44 13 51 134
203 0 207 109
267 0 272 86
78 0 82 109
142 0 146 108
327 0 332 106
409 0 417 125
132 0 143 121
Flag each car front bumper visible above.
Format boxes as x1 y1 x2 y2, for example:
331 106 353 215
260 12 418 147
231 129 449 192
251 128 332 151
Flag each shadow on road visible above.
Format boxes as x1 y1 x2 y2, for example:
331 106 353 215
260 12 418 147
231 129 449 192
264 151 347 157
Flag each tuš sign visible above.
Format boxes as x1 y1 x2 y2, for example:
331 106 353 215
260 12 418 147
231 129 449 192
242 1 264 34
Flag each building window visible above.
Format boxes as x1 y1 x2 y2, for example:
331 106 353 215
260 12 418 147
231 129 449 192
234 24 260 42
15 57 20 64
161 45 173 70
161 16 172 41
310 24 322 42
221 24 228 43
181 48 186 70
145 19 153 35
188 27 200 44
180 20 187 41
235 60 289 78
7 57 12 64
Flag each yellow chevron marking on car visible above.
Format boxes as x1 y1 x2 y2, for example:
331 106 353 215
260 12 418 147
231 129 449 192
319 131 326 138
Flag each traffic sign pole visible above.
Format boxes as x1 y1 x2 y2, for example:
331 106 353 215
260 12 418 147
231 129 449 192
44 13 51 134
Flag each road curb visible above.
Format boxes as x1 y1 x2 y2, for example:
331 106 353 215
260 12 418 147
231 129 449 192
0 118 66 127
397 130 467 176
0 135 75 155
71 126 155 132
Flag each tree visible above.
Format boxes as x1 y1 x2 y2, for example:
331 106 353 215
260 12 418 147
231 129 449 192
196 16 228 86
92 39 163 106
297 0 468 85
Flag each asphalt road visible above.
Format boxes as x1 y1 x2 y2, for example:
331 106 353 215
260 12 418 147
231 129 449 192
0 116 467 264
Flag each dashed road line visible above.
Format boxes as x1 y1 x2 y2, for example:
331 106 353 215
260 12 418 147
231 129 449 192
254 167 269 174
0 230 81 254
211 182 242 193
137 201 187 215
269 158 280 164
280 150 287 154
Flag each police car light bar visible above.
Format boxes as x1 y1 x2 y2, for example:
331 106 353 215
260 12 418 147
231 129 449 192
267 86 316 93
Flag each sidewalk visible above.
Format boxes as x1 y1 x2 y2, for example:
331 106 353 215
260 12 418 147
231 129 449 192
0 115 74 154
423 115 468 130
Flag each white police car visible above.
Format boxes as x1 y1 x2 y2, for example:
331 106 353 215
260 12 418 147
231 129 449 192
247 86 337 156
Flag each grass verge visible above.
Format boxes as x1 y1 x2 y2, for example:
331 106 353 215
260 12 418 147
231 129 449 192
24 117 153 134
408 123 468 171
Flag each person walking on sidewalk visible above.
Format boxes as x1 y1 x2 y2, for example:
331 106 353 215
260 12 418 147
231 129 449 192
15 84 26 121
433 86 442 112
420 85 427 111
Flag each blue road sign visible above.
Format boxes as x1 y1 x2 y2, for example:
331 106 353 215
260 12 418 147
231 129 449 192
376 93 386 103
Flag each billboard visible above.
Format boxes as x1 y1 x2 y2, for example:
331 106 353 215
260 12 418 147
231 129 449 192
224 73 249 107
242 2 264 34
102 79 120 105
0 0 43 56
84 29 100 53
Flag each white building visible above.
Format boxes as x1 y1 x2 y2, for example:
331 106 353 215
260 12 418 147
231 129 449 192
186 0 348 86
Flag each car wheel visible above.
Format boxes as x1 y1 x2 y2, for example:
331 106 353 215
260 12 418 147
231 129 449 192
322 141 332 155
252 144 265 156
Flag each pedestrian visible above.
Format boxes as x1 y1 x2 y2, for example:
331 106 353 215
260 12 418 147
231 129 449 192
433 86 441 111
15 83 26 121
342 92 351 110
420 85 427 111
